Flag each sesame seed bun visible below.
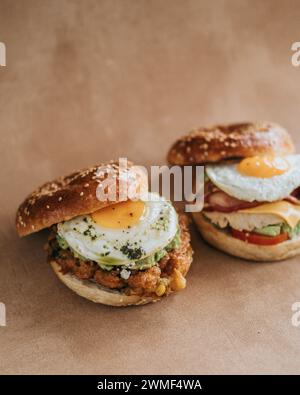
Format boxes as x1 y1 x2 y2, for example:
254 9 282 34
167 122 295 165
192 212 300 262
16 160 146 237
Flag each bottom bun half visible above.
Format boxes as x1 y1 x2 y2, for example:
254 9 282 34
50 261 161 307
192 213 300 262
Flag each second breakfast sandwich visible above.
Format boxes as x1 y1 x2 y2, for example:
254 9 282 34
16 161 193 306
167 122 300 261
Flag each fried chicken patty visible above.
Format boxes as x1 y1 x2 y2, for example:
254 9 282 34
46 213 192 297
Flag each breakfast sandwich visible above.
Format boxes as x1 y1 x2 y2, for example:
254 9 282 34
167 122 300 261
16 161 193 306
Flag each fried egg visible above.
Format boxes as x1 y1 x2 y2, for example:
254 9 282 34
206 154 300 202
57 192 178 267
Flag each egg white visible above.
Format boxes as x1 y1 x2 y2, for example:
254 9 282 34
206 155 300 202
57 192 178 266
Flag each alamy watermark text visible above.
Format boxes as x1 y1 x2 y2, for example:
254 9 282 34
0 42 6 66
291 42 300 67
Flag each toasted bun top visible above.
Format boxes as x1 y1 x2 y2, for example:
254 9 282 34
167 122 295 165
16 160 146 237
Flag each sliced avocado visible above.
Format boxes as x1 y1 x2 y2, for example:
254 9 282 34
282 221 300 239
56 234 69 250
255 222 300 239
55 228 181 271
165 230 181 251
254 225 282 237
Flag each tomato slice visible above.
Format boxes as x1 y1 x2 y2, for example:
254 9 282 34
231 229 289 246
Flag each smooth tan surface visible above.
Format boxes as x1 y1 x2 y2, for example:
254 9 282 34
1 0 300 374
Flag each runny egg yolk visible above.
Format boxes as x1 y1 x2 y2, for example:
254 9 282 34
91 200 145 229
237 155 290 178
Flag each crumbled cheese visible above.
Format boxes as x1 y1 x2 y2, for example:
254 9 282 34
120 268 131 280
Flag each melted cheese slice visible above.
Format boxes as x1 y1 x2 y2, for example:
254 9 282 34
239 201 300 229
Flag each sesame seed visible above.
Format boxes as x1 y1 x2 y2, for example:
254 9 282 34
84 183 89 187
80 192 84 196
58 196 62 202
46 205 50 209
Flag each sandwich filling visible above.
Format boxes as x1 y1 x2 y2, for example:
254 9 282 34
202 155 300 246
46 192 192 297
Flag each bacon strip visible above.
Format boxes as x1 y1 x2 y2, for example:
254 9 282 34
286 187 300 205
204 181 300 212
284 195 300 205
205 191 260 212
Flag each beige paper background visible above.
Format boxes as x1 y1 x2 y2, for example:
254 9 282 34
1 0 300 374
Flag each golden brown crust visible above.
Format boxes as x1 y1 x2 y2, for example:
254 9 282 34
193 212 300 262
16 160 146 237
167 122 295 165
